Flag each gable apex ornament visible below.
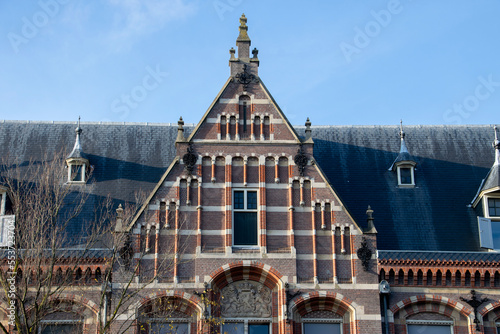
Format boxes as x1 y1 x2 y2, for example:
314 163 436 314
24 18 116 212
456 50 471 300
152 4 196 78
234 64 259 88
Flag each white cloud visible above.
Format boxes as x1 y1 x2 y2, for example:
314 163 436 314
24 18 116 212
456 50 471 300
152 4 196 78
106 0 197 47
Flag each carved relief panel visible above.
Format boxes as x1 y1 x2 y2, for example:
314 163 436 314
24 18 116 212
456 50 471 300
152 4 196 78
221 280 272 318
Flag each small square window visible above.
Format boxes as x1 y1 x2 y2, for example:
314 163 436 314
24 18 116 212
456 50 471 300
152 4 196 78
489 198 500 217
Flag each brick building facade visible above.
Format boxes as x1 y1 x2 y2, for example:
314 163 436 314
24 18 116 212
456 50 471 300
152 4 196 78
1 14 500 334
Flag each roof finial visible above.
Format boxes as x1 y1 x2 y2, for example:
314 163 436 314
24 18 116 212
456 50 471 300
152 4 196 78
494 125 500 166
67 117 86 160
364 205 377 234
305 118 312 141
176 116 185 143
399 120 408 154
237 14 250 42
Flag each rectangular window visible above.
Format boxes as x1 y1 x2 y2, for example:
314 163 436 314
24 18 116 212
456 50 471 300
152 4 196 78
249 324 269 334
304 323 341 334
489 198 500 217
222 322 244 334
233 190 258 246
150 322 189 334
40 323 82 334
407 324 451 334
70 165 84 182
222 323 269 334
399 167 412 184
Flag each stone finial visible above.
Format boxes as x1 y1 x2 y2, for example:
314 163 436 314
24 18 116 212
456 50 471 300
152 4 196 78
229 47 236 59
364 205 377 234
305 118 312 141
115 204 124 232
252 48 259 59
176 117 185 143
237 14 250 42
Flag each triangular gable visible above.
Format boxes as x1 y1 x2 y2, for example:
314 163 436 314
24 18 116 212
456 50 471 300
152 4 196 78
187 77 302 143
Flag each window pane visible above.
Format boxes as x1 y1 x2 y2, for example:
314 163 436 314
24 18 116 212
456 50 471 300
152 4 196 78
304 323 341 334
407 324 451 334
234 191 244 209
249 324 269 334
489 198 500 217
223 322 244 334
247 191 257 209
400 168 412 184
492 222 500 249
234 212 258 245
150 322 189 334
71 165 83 181
41 324 82 334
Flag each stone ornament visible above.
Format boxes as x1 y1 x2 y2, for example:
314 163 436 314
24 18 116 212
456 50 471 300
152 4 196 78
221 280 272 318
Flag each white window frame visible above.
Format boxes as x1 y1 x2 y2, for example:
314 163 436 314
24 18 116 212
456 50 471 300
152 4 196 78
406 319 453 334
67 162 87 183
484 195 500 219
302 318 343 334
397 165 415 187
232 188 259 248
222 319 271 334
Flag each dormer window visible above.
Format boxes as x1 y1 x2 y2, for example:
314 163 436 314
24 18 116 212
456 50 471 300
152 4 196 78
389 121 417 188
397 165 415 186
65 118 89 184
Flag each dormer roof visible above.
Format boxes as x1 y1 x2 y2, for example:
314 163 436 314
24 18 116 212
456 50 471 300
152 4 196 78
389 121 416 171
472 125 500 205
66 117 88 162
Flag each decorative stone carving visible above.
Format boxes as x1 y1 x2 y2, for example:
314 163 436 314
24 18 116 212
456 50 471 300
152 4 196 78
221 280 272 318
183 144 197 174
294 145 308 176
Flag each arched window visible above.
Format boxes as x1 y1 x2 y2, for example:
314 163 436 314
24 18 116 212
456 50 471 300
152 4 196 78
426 270 433 286
455 270 461 286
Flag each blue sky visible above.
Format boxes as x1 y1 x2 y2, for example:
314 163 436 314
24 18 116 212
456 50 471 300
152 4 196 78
0 0 499 126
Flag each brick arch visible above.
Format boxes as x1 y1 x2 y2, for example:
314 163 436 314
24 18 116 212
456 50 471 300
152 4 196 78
19 294 99 333
388 295 473 332
290 291 358 334
133 290 203 318
479 300 500 318
208 261 284 290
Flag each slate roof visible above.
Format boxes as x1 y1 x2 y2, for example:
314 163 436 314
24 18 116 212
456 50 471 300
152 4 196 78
378 250 500 264
0 121 194 241
308 124 495 251
0 121 495 251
